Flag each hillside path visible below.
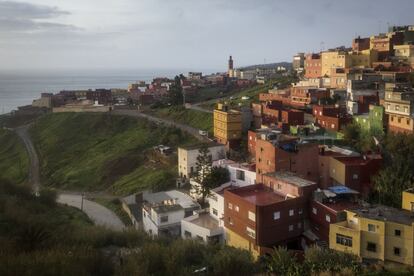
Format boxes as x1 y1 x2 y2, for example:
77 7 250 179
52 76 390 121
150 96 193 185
112 109 212 142
14 125 125 231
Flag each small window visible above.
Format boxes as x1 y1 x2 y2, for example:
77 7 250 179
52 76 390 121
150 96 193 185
367 242 377 252
235 205 239 212
273 211 280 220
228 217 233 225
212 208 218 216
246 226 256 239
289 225 294 231
184 231 192 238
353 174 359 180
368 224 376 232
236 170 245 181
326 215 331 222
312 207 317 215
394 247 401 256
395 229 401 236
228 203 233 210
298 209 303 215
336 234 352 247
248 211 256 222
289 209 294 216
160 216 168 223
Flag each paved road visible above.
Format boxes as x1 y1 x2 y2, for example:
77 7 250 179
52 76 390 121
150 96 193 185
112 109 212 142
14 125 125 230
15 125 40 194
57 194 125 231
184 103 213 114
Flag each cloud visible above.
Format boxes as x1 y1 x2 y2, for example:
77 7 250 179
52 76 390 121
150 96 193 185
0 1 77 32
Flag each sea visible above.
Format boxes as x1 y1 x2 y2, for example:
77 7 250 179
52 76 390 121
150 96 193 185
0 69 191 114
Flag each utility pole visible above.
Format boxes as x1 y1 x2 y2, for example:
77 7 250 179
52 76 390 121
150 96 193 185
81 193 84 211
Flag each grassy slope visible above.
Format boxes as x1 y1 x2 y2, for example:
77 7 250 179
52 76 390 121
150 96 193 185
0 129 29 184
147 106 213 133
30 113 196 195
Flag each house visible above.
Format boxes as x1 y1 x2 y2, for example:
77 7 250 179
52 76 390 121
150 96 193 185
178 143 225 179
142 190 200 237
312 104 351 132
213 103 243 148
384 83 414 134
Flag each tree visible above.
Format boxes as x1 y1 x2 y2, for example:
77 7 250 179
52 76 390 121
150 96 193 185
193 145 213 203
168 75 184 105
342 122 362 150
209 246 256 276
265 247 304 276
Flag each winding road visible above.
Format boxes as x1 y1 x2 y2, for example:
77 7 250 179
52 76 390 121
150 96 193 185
14 125 125 231
112 109 212 142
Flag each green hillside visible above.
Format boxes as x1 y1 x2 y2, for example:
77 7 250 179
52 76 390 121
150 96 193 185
0 129 29 184
30 113 196 195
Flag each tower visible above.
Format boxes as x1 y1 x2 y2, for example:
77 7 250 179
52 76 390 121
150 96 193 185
228 55 234 70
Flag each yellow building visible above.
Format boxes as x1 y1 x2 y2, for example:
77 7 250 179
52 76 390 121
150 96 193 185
349 49 378 68
402 189 414 212
321 50 351 77
330 204 414 266
226 228 260 259
213 103 242 145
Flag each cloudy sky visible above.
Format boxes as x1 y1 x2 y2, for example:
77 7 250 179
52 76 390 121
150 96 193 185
0 0 413 72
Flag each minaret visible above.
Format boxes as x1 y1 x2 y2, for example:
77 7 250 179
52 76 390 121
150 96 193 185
228 56 234 77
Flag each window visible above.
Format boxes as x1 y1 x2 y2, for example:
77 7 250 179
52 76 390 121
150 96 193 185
353 174 359 180
212 208 218 216
394 247 401 256
336 234 353 247
248 211 256 222
289 225 294 231
368 224 376 232
395 229 401 236
246 227 256 238
277 183 282 190
184 231 192 238
228 203 233 210
396 105 400 111
273 211 280 220
407 119 411 125
235 205 239 212
398 117 401 123
236 170 245 181
326 215 331 222
160 216 168 223
367 242 377 252
299 209 303 215
289 209 294 216
228 217 233 225
312 207 317 215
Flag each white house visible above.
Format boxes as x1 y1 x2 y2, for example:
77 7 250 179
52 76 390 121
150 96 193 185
142 190 200 237
178 143 226 179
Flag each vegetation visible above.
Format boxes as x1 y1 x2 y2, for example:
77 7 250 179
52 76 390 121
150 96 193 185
30 113 196 195
342 122 383 153
168 75 184 105
0 128 29 184
147 105 213 134
373 133 414 207
193 146 230 203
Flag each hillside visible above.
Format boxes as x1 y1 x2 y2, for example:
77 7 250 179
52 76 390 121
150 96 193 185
0 129 29 184
30 113 197 195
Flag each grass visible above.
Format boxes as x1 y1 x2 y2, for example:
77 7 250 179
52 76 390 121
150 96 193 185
147 106 213 134
30 113 196 195
0 129 29 184
91 197 132 226
185 86 226 103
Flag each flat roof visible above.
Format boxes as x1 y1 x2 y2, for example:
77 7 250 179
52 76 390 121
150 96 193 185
263 171 316 187
229 184 286 206
352 205 414 226
184 212 220 230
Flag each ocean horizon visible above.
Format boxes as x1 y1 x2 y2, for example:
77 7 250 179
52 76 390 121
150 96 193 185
0 68 218 114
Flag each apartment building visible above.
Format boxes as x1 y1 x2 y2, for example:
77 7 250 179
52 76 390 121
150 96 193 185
214 103 242 147
304 53 322 79
255 130 319 183
352 36 370 51
224 183 311 258
178 143 225 179
293 52 305 73
261 101 304 128
330 203 414 266
384 83 414 134
312 105 351 132
370 32 404 61
290 86 330 108
142 190 200 237
321 50 351 77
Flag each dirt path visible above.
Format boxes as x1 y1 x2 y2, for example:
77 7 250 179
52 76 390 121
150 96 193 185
14 125 126 230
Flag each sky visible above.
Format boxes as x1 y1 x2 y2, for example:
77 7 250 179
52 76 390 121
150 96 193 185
0 0 414 72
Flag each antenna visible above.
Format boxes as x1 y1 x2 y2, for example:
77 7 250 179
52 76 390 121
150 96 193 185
320 41 325 52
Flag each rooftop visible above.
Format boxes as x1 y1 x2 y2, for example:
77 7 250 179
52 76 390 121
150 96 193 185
263 171 316 187
183 212 220 230
179 142 223 151
228 184 286 206
352 205 414 226
143 190 200 213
